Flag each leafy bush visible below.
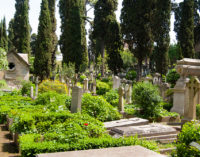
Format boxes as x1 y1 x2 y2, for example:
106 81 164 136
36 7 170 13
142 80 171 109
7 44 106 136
196 104 200 120
104 90 119 107
132 82 162 118
80 74 87 83
20 134 158 157
126 70 137 81
21 81 35 96
124 104 136 115
162 102 173 112
82 94 121 122
0 48 8 70
166 69 180 88
34 91 69 111
96 80 110 95
39 80 68 94
0 80 7 89
175 121 200 156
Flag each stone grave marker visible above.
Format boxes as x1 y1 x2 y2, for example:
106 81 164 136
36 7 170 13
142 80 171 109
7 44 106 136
71 86 83 113
118 86 124 113
83 78 89 93
35 76 39 99
103 118 149 130
183 77 200 121
30 86 34 99
113 76 121 89
111 123 177 138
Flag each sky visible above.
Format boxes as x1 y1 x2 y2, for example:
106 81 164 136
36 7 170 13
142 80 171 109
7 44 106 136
0 0 183 44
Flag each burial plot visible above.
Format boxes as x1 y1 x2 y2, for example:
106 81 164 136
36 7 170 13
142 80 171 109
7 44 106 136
103 118 149 130
111 124 177 139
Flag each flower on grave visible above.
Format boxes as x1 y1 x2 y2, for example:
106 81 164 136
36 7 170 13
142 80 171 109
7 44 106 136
84 123 88 126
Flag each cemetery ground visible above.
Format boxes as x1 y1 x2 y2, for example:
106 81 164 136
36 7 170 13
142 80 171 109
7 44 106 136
1 59 200 156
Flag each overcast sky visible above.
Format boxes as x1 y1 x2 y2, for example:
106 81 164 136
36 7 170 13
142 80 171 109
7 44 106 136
0 0 184 44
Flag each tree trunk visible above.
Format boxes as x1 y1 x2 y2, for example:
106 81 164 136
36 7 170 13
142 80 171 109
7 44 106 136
100 40 105 77
137 59 142 81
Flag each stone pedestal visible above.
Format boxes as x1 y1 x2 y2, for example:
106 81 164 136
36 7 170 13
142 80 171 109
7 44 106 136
71 86 83 113
171 77 189 115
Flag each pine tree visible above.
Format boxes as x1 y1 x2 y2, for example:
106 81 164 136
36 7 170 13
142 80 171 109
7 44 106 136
34 0 52 80
121 0 155 79
59 0 88 73
8 19 15 51
48 0 58 73
0 18 8 51
152 0 171 75
13 0 31 55
93 0 119 76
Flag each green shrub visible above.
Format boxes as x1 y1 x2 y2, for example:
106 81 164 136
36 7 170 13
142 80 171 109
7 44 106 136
104 90 119 107
20 134 158 157
126 70 137 81
80 74 87 83
166 69 180 88
82 94 121 122
96 80 110 95
0 80 7 89
21 81 35 96
124 104 136 115
39 80 68 94
162 102 173 112
132 82 162 118
196 104 200 120
175 121 200 156
34 91 69 111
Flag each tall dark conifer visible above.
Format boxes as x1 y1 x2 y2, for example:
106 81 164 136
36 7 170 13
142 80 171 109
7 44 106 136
8 19 15 51
152 0 171 75
13 0 31 55
34 0 52 80
0 17 8 51
121 0 155 79
48 0 58 73
175 0 195 58
59 0 88 73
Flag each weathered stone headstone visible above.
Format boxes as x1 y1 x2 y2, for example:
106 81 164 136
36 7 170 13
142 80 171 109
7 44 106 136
159 83 170 100
71 86 83 113
92 80 97 95
30 86 34 99
35 76 39 99
126 84 132 104
183 77 200 121
83 78 89 93
113 76 121 89
153 73 161 85
118 86 124 113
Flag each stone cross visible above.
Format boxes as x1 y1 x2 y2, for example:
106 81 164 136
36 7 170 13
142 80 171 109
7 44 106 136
118 86 125 113
71 86 83 113
183 77 200 121
30 86 34 99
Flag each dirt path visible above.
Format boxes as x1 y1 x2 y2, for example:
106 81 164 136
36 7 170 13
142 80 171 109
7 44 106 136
0 124 20 157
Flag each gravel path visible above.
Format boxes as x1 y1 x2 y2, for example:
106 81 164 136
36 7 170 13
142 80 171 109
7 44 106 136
0 124 20 157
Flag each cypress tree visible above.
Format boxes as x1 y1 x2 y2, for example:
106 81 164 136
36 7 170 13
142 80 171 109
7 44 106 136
13 0 31 55
121 0 155 79
152 0 171 75
8 19 15 51
93 0 118 76
34 0 52 80
48 0 58 73
59 0 88 73
106 17 123 75
175 0 195 58
0 18 8 51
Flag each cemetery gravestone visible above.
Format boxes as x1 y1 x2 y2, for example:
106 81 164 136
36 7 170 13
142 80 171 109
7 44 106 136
71 86 83 113
118 86 124 113
113 76 121 89
30 86 34 99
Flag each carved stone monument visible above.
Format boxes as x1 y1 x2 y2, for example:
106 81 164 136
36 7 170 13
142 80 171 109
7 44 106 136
118 86 124 113
171 58 200 115
183 77 200 121
113 76 121 89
